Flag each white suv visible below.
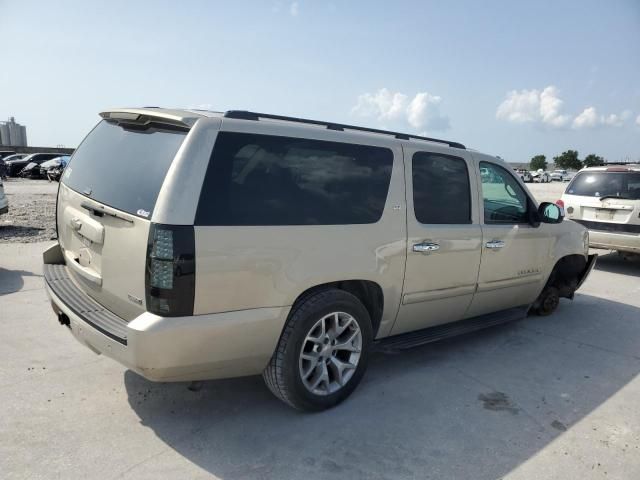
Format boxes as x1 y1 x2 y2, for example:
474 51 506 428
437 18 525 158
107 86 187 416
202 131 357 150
560 164 640 255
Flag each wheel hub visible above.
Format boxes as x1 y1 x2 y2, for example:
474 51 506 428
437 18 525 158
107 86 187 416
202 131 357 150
298 311 363 396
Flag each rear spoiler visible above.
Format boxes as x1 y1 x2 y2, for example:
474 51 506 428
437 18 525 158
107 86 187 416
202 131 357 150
100 109 198 129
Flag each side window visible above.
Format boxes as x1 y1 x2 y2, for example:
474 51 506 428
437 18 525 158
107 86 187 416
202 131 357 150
196 132 394 226
480 161 530 224
412 152 471 224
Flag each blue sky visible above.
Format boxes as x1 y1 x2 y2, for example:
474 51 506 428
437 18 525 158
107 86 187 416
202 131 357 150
1 0 639 162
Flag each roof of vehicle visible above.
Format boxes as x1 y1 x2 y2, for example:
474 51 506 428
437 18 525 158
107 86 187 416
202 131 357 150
579 164 640 173
101 107 468 150
22 152 65 158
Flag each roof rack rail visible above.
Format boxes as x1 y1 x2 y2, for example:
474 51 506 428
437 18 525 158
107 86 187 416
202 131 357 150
223 110 466 149
601 161 639 166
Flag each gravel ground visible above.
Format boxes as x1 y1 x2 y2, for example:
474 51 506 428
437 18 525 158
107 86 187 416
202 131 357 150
0 178 59 243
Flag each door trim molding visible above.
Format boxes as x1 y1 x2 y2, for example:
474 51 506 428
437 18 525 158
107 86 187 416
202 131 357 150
477 273 542 293
402 284 476 305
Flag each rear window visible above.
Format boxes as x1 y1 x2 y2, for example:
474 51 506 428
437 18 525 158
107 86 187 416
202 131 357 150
412 152 471 224
567 171 640 200
62 120 187 217
196 132 394 225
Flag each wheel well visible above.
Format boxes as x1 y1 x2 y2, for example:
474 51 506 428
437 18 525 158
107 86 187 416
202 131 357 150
293 280 384 337
545 255 587 298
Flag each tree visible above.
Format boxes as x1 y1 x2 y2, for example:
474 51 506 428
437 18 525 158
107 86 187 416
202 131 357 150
553 150 581 170
583 153 604 167
530 155 547 171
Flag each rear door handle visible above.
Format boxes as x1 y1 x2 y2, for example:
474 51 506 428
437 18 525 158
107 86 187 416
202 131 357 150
485 240 505 249
413 242 440 253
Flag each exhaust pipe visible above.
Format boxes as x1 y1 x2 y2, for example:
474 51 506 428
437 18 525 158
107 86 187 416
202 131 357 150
58 313 70 327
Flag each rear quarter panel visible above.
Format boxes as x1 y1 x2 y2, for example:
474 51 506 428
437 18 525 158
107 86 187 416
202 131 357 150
193 120 407 338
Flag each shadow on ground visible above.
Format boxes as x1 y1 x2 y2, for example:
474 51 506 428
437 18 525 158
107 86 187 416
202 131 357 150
124 294 640 479
594 250 640 277
0 268 41 295
0 225 45 239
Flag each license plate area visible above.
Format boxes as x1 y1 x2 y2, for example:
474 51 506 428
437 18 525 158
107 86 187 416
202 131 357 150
595 208 615 221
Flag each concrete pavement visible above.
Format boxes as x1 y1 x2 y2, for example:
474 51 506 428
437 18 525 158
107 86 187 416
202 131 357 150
1 241 639 480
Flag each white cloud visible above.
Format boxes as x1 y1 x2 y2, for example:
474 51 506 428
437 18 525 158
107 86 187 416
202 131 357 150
573 107 631 129
573 107 599 129
539 87 571 127
351 88 450 131
290 1 299 16
637 114 640 126
498 85 632 130
496 86 569 127
602 113 624 127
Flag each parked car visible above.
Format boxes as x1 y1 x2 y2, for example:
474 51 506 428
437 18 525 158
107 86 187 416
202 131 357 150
560 164 640 256
39 156 70 181
19 161 44 178
551 169 570 181
0 153 23 179
517 169 533 182
532 169 551 183
5 152 62 177
2 153 28 164
0 175 8 215
44 108 596 411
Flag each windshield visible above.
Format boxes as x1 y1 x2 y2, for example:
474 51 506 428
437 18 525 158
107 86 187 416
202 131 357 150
62 120 188 217
566 171 640 199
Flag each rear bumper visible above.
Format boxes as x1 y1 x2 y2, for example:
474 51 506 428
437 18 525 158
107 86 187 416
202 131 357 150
43 244 289 382
589 230 640 253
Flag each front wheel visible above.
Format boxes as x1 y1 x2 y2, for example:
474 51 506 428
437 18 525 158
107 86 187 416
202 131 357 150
263 289 373 411
531 286 560 316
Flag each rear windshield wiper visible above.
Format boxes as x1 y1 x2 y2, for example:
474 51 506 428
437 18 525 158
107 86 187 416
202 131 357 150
599 195 631 201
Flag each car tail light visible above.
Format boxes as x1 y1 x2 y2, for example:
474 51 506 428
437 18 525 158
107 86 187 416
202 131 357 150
145 224 195 316
555 199 564 209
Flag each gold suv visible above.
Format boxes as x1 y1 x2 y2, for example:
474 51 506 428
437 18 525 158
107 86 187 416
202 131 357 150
44 108 596 410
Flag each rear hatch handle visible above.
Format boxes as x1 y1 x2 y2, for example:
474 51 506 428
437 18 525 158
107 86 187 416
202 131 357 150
80 201 134 224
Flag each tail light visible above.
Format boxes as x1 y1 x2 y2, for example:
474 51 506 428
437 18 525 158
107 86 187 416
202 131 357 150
555 199 566 216
145 224 195 316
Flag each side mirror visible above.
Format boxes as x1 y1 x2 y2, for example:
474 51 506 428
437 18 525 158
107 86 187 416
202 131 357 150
538 202 563 224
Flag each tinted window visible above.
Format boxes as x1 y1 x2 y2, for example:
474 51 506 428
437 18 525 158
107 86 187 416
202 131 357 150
412 152 471 224
567 171 640 200
62 120 187 217
196 132 394 225
480 162 529 224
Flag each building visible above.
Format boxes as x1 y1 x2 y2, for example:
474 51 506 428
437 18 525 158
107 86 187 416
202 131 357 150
0 117 28 146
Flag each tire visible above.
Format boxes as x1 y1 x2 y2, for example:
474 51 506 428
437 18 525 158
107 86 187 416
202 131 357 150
531 286 560 316
263 289 373 411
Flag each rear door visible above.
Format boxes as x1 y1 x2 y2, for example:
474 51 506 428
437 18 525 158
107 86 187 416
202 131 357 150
391 147 482 335
57 118 190 320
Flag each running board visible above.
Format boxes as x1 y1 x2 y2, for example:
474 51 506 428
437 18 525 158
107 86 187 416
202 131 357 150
377 306 529 351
